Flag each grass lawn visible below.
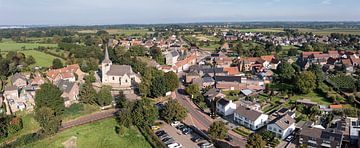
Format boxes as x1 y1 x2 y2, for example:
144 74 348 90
28 118 151 148
291 92 331 105
62 104 100 122
0 41 57 51
20 50 65 67
223 90 240 101
0 112 40 145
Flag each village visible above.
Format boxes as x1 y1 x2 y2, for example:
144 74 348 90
0 26 360 148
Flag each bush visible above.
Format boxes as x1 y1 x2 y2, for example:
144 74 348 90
137 126 166 148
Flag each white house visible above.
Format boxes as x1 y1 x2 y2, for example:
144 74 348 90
165 50 179 66
234 105 268 130
216 98 236 116
267 114 296 139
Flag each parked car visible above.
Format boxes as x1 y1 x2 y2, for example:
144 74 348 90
200 142 214 148
163 138 175 145
191 136 204 143
155 130 166 137
286 135 294 142
171 121 181 127
167 143 182 148
151 126 160 131
182 128 192 135
176 124 186 130
160 134 170 140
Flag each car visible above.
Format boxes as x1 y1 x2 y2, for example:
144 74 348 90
191 136 204 143
171 121 181 127
200 142 214 148
176 124 186 130
159 134 170 140
286 135 294 142
163 138 175 145
167 143 182 148
182 128 192 135
151 126 160 131
155 130 166 136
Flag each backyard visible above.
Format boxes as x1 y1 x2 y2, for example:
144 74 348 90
28 118 151 148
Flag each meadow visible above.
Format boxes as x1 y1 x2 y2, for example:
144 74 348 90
0 41 57 52
28 118 151 148
77 28 149 35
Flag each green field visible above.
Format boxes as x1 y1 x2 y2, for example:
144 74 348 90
0 112 40 145
77 29 149 35
291 92 331 105
0 41 57 51
20 50 65 67
29 118 151 148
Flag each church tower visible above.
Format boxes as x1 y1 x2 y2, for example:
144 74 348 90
102 46 112 83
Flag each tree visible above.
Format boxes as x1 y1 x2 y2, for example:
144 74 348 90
132 99 159 127
84 71 96 83
295 71 316 94
308 64 325 86
287 48 298 56
97 86 113 106
52 58 63 69
161 100 187 123
34 107 61 135
79 83 97 105
150 76 167 97
25 55 36 66
276 62 295 83
164 71 179 92
246 133 266 148
35 83 65 115
185 84 200 98
208 121 227 140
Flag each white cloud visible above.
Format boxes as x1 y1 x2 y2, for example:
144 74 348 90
321 0 332 5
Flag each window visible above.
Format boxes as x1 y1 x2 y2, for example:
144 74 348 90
112 77 115 80
278 129 282 133
269 127 272 130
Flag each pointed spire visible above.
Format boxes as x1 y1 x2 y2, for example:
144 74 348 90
102 45 112 64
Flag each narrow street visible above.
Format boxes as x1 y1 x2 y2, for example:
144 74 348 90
175 80 246 147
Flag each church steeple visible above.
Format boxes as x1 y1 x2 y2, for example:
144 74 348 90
102 46 112 64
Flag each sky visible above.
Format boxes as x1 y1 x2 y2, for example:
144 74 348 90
0 0 359 25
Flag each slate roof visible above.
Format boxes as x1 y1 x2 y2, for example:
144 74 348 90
4 85 18 91
12 73 26 83
214 76 242 83
56 80 75 93
271 114 295 130
218 98 230 106
235 105 263 121
107 65 133 76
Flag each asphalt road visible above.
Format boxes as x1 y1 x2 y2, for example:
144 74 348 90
175 82 246 147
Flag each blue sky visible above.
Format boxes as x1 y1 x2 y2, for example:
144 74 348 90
0 0 359 25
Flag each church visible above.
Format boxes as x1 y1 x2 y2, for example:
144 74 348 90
101 47 141 88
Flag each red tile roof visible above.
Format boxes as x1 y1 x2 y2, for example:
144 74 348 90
47 64 80 80
224 67 240 75
260 55 275 62
330 105 343 109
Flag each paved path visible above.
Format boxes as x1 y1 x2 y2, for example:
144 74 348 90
175 83 246 147
60 109 118 130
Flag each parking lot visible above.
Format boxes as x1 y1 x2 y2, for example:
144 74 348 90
155 122 214 148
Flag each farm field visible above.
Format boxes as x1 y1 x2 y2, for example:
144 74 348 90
0 41 57 51
21 50 65 67
28 118 151 148
77 28 149 35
